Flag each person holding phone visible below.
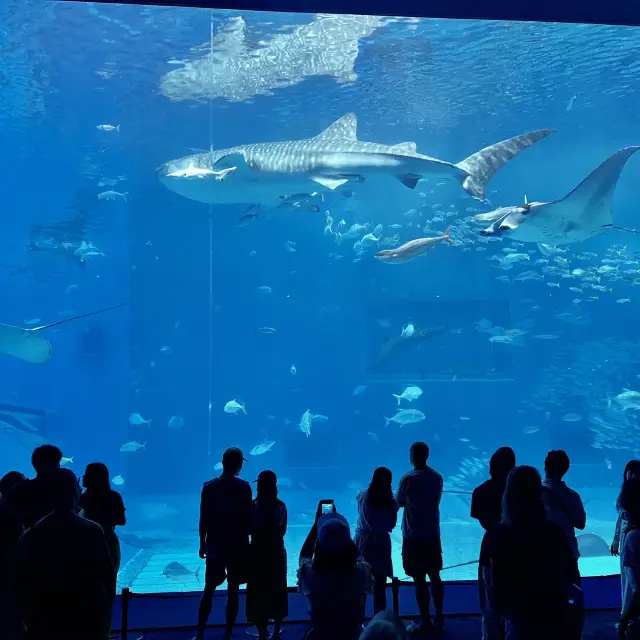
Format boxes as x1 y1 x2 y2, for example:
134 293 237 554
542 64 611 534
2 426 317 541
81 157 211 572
297 499 373 640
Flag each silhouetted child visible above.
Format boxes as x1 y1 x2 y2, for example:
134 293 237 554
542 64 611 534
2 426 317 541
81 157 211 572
246 470 288 639
15 468 116 640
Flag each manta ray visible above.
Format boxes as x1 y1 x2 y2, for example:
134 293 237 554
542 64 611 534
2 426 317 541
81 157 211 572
477 146 640 244
156 114 554 206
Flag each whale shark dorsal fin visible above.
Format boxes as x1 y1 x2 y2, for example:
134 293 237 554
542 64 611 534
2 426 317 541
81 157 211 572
560 147 640 225
315 113 358 141
212 16 247 57
389 142 417 154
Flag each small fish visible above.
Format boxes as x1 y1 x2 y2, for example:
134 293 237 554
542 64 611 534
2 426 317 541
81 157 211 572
384 409 425 427
162 561 201 583
533 334 559 340
120 441 146 452
401 323 415 338
459 438 470 443
214 461 223 471
98 190 128 201
605 458 612 471
459 416 471 421
250 440 276 456
237 204 260 226
546 282 560 288
160 346 173 355
257 327 277 334
523 426 540 434
60 456 74 467
561 413 582 422
617 298 631 304
566 95 576 111
168 415 184 429
97 124 120 132
352 384 368 396
368 431 380 443
224 400 246 415
257 286 272 294
24 318 42 326
375 228 455 264
112 474 125 486
299 409 312 437
129 413 152 426
392 385 423 405
290 365 297 375
65 284 79 293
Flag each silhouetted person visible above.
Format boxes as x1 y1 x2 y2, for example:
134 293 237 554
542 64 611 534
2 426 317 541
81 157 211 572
15 468 116 640
485 466 577 640
298 501 373 640
472 446 516 640
0 471 26 640
618 477 640 637
396 441 444 634
613 459 640 613
246 470 288 640
359 610 407 640
79 462 126 572
354 466 398 614
196 447 252 640
541 450 586 586
14 444 63 529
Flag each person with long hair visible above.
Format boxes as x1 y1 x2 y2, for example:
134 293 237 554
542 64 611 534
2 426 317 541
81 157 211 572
79 462 126 572
246 470 288 640
613 460 640 613
618 477 640 638
485 465 578 640
354 466 398 613
298 501 373 640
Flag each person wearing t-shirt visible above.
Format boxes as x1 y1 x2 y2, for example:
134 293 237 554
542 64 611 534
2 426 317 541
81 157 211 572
195 447 252 640
396 441 444 634
471 447 516 640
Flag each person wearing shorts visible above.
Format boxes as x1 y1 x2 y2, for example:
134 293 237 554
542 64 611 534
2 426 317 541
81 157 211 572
195 447 252 640
397 442 444 635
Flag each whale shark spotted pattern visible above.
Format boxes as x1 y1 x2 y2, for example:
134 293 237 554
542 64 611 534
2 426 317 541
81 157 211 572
157 113 554 206
478 146 640 244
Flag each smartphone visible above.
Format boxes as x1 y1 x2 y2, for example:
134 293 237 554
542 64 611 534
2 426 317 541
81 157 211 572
320 499 334 514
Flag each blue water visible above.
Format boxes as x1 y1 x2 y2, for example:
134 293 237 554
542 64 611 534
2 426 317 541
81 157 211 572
2 1 640 591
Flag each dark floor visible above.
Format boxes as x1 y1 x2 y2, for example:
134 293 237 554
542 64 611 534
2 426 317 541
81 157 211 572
120 610 620 639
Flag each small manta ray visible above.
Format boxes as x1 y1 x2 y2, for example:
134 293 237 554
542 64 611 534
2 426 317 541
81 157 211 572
477 146 640 244
157 113 554 205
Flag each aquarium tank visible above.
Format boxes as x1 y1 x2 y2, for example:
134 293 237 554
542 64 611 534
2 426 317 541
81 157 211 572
1 0 639 595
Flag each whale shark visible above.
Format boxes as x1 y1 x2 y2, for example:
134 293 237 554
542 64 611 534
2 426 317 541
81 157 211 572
160 14 385 103
156 113 554 206
478 146 640 244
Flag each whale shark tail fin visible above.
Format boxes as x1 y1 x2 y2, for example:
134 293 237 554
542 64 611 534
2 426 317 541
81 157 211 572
456 129 555 201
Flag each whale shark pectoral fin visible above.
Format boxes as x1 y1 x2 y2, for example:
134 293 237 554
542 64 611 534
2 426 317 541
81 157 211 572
314 113 358 141
560 146 640 227
398 174 421 189
212 154 252 180
311 176 349 190
456 128 556 201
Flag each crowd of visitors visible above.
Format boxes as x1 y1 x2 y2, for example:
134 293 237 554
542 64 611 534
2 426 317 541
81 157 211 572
1 440 639 640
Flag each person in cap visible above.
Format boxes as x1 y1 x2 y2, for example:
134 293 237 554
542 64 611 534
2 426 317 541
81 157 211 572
195 447 252 640
297 500 373 640
396 441 444 634
246 470 288 640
